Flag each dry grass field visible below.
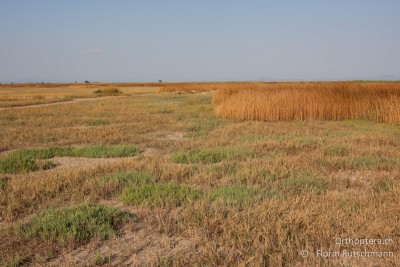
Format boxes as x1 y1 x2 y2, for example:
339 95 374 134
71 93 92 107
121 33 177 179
0 82 399 266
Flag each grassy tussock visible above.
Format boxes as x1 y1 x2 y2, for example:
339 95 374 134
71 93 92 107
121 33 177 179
18 204 128 244
213 82 400 123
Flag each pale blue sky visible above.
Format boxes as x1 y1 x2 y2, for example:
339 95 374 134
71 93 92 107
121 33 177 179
1 0 399 82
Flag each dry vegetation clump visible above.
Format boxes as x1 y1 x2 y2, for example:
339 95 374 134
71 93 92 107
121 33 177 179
93 88 122 96
213 82 400 123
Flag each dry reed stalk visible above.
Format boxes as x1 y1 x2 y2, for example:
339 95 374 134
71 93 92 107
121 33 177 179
213 82 400 123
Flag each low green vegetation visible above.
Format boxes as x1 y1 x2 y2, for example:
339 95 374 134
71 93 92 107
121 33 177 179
18 204 129 244
0 145 141 173
120 183 203 207
101 171 154 186
185 118 222 137
350 156 399 170
323 144 350 156
208 184 265 205
282 171 328 194
87 120 110 126
318 156 400 171
171 147 254 164
0 115 17 121
99 171 155 197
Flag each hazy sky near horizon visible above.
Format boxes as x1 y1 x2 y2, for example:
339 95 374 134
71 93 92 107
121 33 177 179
1 0 399 82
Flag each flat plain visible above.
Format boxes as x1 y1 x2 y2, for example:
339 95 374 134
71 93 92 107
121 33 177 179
0 82 399 266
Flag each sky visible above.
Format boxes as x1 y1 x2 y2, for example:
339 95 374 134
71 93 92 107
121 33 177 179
0 0 399 83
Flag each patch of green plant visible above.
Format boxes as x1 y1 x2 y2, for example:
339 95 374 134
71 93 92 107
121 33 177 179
185 118 223 137
93 88 122 96
87 120 110 126
0 153 38 173
0 145 141 173
350 156 399 170
290 135 320 149
18 204 129 244
208 184 265 205
0 115 17 121
100 171 154 189
323 145 350 156
120 183 204 207
209 162 238 176
281 170 327 194
157 109 174 114
171 147 254 164
239 134 265 142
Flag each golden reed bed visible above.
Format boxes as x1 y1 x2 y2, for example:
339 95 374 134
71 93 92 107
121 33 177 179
212 82 400 123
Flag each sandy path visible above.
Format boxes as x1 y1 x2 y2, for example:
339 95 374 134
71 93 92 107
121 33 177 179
0 96 127 111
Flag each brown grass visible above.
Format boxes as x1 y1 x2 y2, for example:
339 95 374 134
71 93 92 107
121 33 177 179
213 82 400 123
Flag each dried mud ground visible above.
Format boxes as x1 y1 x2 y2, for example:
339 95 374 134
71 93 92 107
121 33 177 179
0 84 399 266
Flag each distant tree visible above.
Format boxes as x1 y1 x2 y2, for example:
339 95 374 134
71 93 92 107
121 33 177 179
158 80 163 83
41 82 45 84
85 80 90 84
